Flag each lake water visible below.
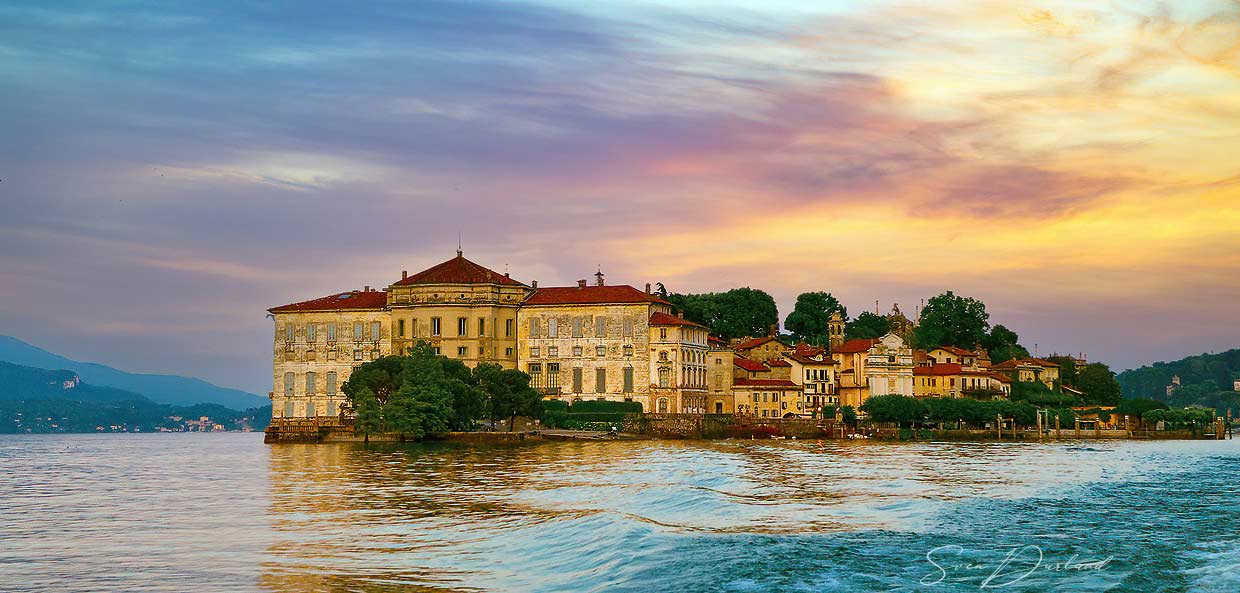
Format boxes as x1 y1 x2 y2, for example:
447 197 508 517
1 434 1237 592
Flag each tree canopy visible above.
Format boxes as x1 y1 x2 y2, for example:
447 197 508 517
913 291 991 350
1076 362 1122 406
666 287 779 340
784 292 847 346
342 342 541 439
845 311 890 340
983 324 1030 363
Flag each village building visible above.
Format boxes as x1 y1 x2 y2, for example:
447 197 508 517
831 333 915 408
989 358 1061 389
706 337 736 414
783 346 839 417
733 335 792 363
912 363 1007 399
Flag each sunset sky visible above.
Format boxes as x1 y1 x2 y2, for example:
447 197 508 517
2 0 1238 394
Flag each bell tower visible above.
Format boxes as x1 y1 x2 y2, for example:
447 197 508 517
828 311 846 350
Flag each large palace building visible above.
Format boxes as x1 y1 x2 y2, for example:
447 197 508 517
267 251 710 419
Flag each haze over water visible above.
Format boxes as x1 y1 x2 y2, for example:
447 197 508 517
1 434 1237 592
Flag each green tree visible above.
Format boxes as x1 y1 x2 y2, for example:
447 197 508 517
860 394 926 427
667 287 779 340
914 291 990 350
351 386 383 444
1077 362 1122 405
1009 380 1077 407
475 363 544 431
844 311 890 341
784 292 848 346
1045 355 1080 386
983 324 1030 363
840 405 858 426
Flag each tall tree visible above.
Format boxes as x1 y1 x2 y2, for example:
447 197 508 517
1077 362 1122 405
351 386 383 444
844 311 890 340
784 292 848 346
341 342 486 439
913 291 991 350
1045 355 1080 386
666 287 779 340
982 324 1030 363
476 363 544 431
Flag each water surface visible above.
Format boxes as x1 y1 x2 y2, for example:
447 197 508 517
1 434 1237 592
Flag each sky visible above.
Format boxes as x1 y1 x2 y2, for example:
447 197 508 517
2 0 1238 395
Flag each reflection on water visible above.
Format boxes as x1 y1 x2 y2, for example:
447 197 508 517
2 434 1238 592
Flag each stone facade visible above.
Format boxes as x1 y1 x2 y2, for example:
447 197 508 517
832 333 914 408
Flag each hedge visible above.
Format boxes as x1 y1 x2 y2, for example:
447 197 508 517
569 400 643 414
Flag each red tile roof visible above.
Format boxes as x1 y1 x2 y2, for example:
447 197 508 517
794 343 826 357
833 338 877 354
989 359 1020 370
784 353 838 365
734 378 799 388
735 335 789 351
392 254 526 287
990 358 1060 370
708 335 727 344
523 284 670 306
930 345 975 357
649 312 706 328
914 363 964 376
767 359 792 367
989 372 1013 384
269 290 388 313
733 357 770 372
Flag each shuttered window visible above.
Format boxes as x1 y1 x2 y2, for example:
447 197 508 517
306 324 315 342
572 368 583 392
622 317 633 337
595 317 606 337
326 372 337 394
327 323 336 341
306 372 316 395
371 321 381 340
623 367 634 393
284 372 295 395
548 318 558 337
529 318 540 338
572 318 583 338
596 368 606 393
354 322 363 340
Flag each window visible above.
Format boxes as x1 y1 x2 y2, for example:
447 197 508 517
354 350 363 361
433 346 441 355
306 372 316 395
660 328 667 340
370 349 378 360
659 351 669 362
432 317 442 336
548 363 560 388
327 372 337 394
595 317 606 337
371 321 381 341
327 401 337 417
283 401 294 417
548 346 558 357
596 368 606 393
478 318 486 337
478 347 485 358
572 345 583 357
306 324 315 342
327 323 336 341
505 319 513 337
548 318 558 337
528 362 542 374
307 401 316 417
458 317 467 337
596 345 606 357
284 372 295 395
623 317 633 337
530 318 540 338
623 345 633 357
752 394 759 403
572 368 583 392
530 346 540 358
354 322 363 340
659 368 670 388
458 346 468 357
398 319 406 337
572 318 583 338
506 347 514 356
285 324 294 341
623 367 634 393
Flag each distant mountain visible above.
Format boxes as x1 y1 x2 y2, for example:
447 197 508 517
1118 348 1240 413
0 360 269 434
0 335 267 410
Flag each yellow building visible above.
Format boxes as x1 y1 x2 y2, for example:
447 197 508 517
990 358 1061 389
733 335 792 363
784 348 839 417
925 346 984 368
831 333 914 409
912 364 1008 399
733 378 802 418
268 289 389 420
516 276 699 413
386 251 530 366
706 338 736 414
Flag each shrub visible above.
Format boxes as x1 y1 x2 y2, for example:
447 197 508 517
570 400 643 414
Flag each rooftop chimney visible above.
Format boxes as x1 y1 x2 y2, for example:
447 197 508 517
677 310 684 319
577 279 587 289
645 283 652 294
504 272 510 278
401 270 408 280
364 285 370 292
532 280 538 289
594 269 605 287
